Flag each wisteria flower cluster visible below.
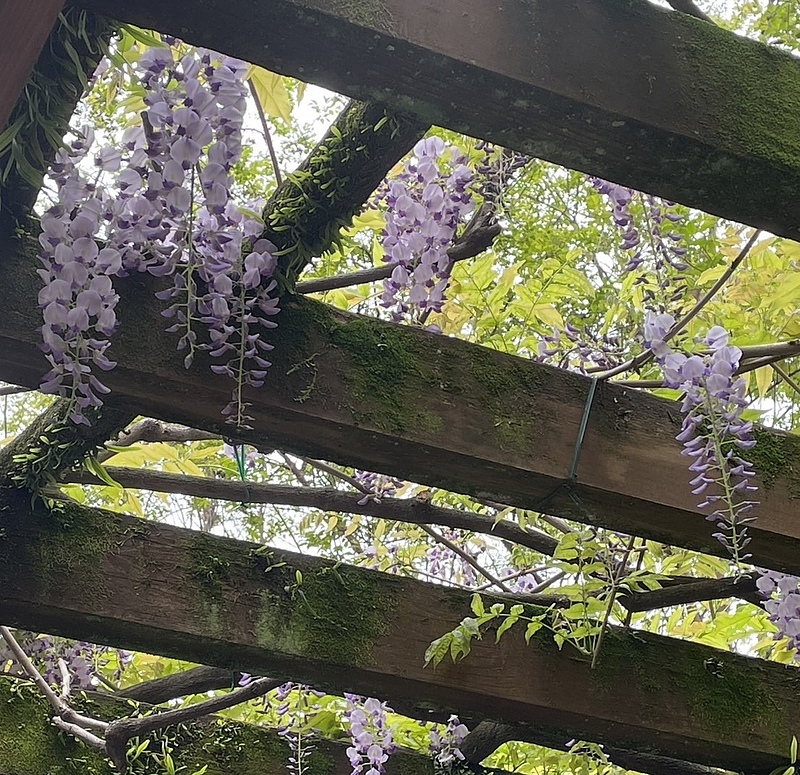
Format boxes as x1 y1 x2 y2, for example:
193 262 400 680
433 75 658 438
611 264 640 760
38 42 280 427
426 529 481 587
354 469 405 505
344 694 397 775
380 137 474 321
37 130 121 423
0 630 131 689
537 323 626 374
757 571 800 661
429 714 469 769
590 178 687 277
645 313 757 564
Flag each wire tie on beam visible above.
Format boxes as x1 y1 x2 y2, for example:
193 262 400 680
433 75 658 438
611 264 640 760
532 378 598 513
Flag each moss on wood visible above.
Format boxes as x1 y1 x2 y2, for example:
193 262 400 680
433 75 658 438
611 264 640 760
264 100 426 290
748 426 800 497
0 678 434 775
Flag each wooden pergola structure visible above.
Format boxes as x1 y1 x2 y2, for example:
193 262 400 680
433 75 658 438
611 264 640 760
1 1 800 773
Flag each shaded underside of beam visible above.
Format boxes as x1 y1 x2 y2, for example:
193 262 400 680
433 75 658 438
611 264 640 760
1 229 799 574
0 497 798 774
71 0 800 240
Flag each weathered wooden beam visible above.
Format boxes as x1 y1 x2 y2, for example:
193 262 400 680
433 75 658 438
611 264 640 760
0 0 65 131
0 498 797 773
1 231 799 574
71 0 800 240
261 100 427 288
0 9 113 222
0 677 433 775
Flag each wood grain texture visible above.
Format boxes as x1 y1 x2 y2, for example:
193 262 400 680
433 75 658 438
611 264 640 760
0 0 65 129
1 229 799 573
0 497 798 773
70 0 800 239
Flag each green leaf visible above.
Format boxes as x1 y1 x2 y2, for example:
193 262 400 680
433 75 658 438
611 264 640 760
84 457 122 489
120 24 165 48
495 615 517 642
524 620 544 644
247 65 292 123
424 634 451 667
470 593 485 617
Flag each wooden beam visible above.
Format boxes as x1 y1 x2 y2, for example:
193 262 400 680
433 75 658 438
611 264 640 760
1 231 799 574
0 677 434 775
0 0 65 131
71 0 800 240
0 497 797 773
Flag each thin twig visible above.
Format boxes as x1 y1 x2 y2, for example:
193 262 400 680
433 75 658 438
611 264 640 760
590 536 636 669
772 362 800 398
299 456 372 493
248 79 283 186
596 230 761 380
420 524 512 592
52 717 106 749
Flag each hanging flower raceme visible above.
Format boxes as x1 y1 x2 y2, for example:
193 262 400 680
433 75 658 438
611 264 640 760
37 129 121 424
380 137 474 321
37 42 281 427
344 694 396 775
429 714 469 769
645 313 758 565
590 178 687 279
757 571 800 661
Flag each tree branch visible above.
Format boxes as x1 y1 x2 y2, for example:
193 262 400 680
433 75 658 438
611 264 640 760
63 466 560 557
118 665 251 704
260 100 428 290
618 572 761 612
295 206 501 294
104 677 289 771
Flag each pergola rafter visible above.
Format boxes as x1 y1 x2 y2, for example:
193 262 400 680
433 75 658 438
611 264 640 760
70 0 800 240
1 498 798 774
1 244 798 574
0 0 65 129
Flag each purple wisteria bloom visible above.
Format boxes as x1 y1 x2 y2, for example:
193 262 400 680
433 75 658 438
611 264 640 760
646 313 757 564
591 178 687 276
0 630 131 689
429 714 469 768
380 137 474 321
37 42 281 426
344 694 397 775
757 571 800 661
37 129 120 423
